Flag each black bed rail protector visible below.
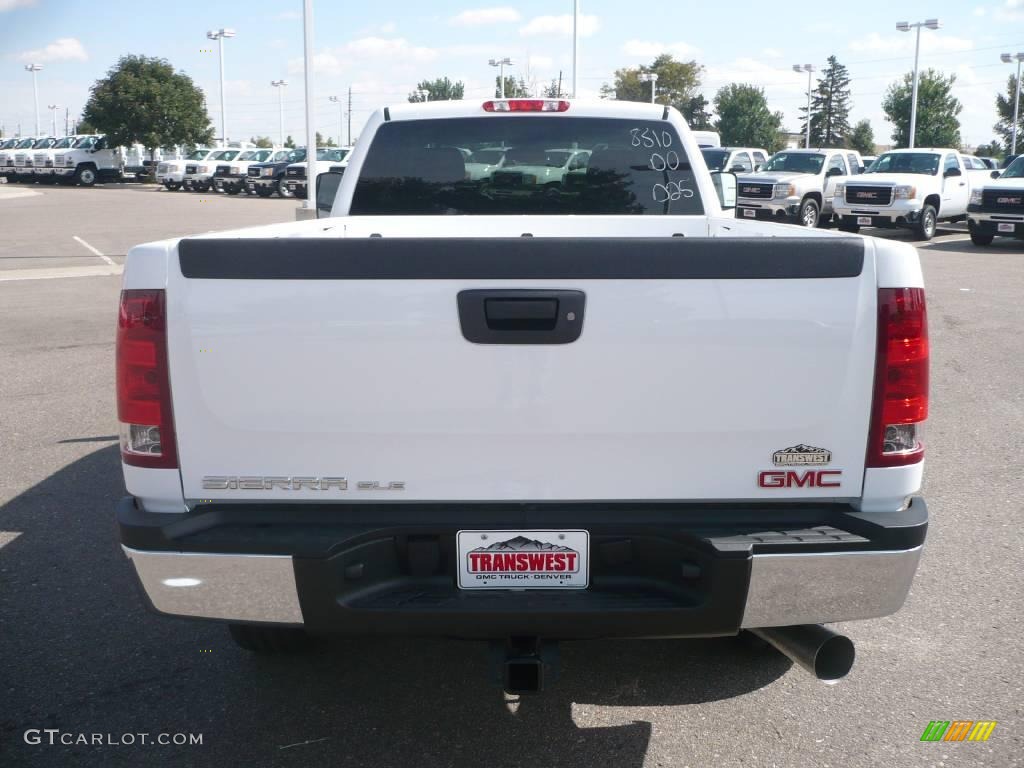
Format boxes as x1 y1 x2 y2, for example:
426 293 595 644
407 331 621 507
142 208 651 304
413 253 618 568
178 236 865 280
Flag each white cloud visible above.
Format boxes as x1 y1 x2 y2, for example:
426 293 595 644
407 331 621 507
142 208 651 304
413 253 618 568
621 40 700 60
16 37 88 63
0 0 35 11
444 43 499 57
269 39 287 50
528 54 554 72
848 32 974 56
345 36 437 62
450 7 520 26
995 0 1024 20
287 52 344 76
972 6 986 15
520 14 599 38
762 48 783 59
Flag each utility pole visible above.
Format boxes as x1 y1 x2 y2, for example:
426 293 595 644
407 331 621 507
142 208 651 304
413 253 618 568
301 0 316 211
65 106 69 136
896 19 940 149
792 64 816 148
1001 52 1024 154
272 80 288 145
347 87 352 145
206 28 236 144
25 64 42 135
572 0 579 98
557 70 563 98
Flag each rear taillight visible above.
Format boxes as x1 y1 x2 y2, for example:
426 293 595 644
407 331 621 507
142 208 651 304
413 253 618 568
483 99 570 112
867 288 928 467
116 289 177 468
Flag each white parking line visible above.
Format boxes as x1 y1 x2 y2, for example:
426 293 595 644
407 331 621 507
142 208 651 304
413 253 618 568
72 235 116 266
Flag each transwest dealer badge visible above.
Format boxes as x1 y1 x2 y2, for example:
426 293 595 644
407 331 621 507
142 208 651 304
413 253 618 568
759 445 842 488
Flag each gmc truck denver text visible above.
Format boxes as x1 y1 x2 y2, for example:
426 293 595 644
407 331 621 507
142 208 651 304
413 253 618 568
116 99 928 692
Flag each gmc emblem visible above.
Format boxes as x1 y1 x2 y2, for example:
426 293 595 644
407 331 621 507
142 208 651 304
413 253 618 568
741 186 759 194
758 470 842 488
996 197 1021 205
855 191 878 199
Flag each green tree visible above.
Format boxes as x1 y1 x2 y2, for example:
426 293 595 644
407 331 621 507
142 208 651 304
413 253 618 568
882 69 962 148
682 94 713 131
76 119 98 134
601 54 704 117
250 135 274 148
994 74 1024 153
82 55 213 161
408 77 465 102
712 84 785 152
494 76 529 98
848 119 875 154
542 78 563 98
284 135 295 148
799 56 852 146
977 140 1003 160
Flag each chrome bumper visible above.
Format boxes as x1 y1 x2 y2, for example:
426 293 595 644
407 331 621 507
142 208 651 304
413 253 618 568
741 545 922 628
122 547 304 624
123 543 923 629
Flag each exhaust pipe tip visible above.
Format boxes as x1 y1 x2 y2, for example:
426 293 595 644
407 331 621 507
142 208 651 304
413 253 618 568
751 625 855 682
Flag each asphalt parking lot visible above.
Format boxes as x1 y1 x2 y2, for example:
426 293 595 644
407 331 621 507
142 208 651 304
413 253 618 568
1 186 1021 768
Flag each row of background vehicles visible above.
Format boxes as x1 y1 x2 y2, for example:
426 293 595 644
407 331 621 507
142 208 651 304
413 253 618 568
0 134 157 185
160 145 351 199
725 143 1021 241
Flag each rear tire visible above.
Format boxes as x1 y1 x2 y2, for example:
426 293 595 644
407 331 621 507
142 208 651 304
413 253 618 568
165 181 181 191
797 198 819 228
915 205 937 241
970 231 995 246
228 624 313 653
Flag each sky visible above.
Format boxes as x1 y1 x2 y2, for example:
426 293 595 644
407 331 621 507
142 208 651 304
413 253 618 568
1 0 1022 148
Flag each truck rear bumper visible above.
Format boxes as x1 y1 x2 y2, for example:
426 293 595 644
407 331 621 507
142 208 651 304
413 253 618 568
118 497 927 639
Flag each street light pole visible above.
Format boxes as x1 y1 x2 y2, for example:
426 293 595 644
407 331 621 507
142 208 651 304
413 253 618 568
47 104 60 136
272 80 288 146
301 0 317 211
1001 52 1024 155
897 19 940 149
24 64 42 135
329 95 343 144
572 0 579 98
792 64 815 148
207 28 236 145
489 57 513 98
638 73 658 104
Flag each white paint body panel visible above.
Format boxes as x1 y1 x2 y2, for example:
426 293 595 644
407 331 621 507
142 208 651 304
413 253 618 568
119 100 927 513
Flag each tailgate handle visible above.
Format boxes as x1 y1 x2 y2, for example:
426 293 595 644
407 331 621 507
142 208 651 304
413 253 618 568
458 290 585 345
485 298 558 330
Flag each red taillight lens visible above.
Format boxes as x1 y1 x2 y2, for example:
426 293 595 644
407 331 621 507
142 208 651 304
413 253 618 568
867 288 928 467
482 99 570 113
116 289 177 468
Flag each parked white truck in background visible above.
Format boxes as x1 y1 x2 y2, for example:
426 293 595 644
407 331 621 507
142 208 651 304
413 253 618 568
183 149 245 192
13 136 56 181
212 148 279 195
53 135 125 186
833 149 991 240
32 135 95 182
157 148 214 191
967 155 1024 245
735 148 864 227
701 147 769 175
115 98 928 692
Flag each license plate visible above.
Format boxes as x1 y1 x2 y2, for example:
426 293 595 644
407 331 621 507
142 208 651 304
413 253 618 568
998 223 1015 232
857 216 873 226
456 530 589 590
742 208 756 218
288 182 297 190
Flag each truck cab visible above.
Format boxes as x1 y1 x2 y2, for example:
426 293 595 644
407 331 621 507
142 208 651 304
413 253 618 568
736 148 857 227
212 148 278 194
245 147 306 198
967 155 1024 245
283 147 351 198
53 135 123 186
487 147 592 194
833 149 990 240
0 137 28 179
701 147 769 175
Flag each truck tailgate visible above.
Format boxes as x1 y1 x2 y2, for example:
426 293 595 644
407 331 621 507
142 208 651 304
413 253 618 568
166 227 877 503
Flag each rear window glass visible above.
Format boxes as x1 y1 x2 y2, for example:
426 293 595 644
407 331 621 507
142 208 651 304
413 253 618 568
351 117 703 216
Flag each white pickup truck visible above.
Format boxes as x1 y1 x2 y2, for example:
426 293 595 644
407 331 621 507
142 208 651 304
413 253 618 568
283 146 352 199
833 149 990 240
966 156 1024 245
115 99 928 691
736 148 864 228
